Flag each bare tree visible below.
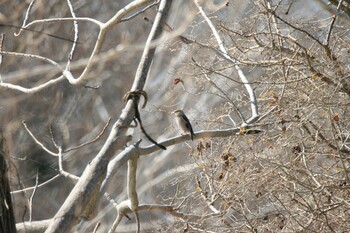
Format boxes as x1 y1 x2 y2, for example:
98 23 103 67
1 0 350 232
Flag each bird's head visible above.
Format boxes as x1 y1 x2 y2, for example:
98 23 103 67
172 109 184 117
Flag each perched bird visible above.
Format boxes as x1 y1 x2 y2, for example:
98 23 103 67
172 109 195 141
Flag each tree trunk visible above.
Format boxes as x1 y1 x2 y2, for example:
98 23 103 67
0 132 16 233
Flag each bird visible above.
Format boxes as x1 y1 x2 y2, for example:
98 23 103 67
172 109 195 141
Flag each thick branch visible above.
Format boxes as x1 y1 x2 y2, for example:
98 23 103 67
44 1 172 232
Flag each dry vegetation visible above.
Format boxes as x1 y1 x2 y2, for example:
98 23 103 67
0 0 350 232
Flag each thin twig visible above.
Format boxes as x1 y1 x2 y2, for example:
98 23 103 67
192 58 246 122
21 17 103 28
0 51 62 69
29 169 39 222
15 0 36 36
0 76 65 93
120 0 160 22
11 174 61 194
22 121 59 157
325 15 336 45
64 117 111 152
66 0 79 61
0 33 3 82
49 125 60 148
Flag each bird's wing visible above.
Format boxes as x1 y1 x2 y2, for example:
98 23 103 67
182 114 190 125
183 114 195 140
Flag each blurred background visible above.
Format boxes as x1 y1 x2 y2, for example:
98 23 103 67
1 0 350 232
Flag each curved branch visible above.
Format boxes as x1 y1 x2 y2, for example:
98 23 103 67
44 1 173 232
194 0 259 126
